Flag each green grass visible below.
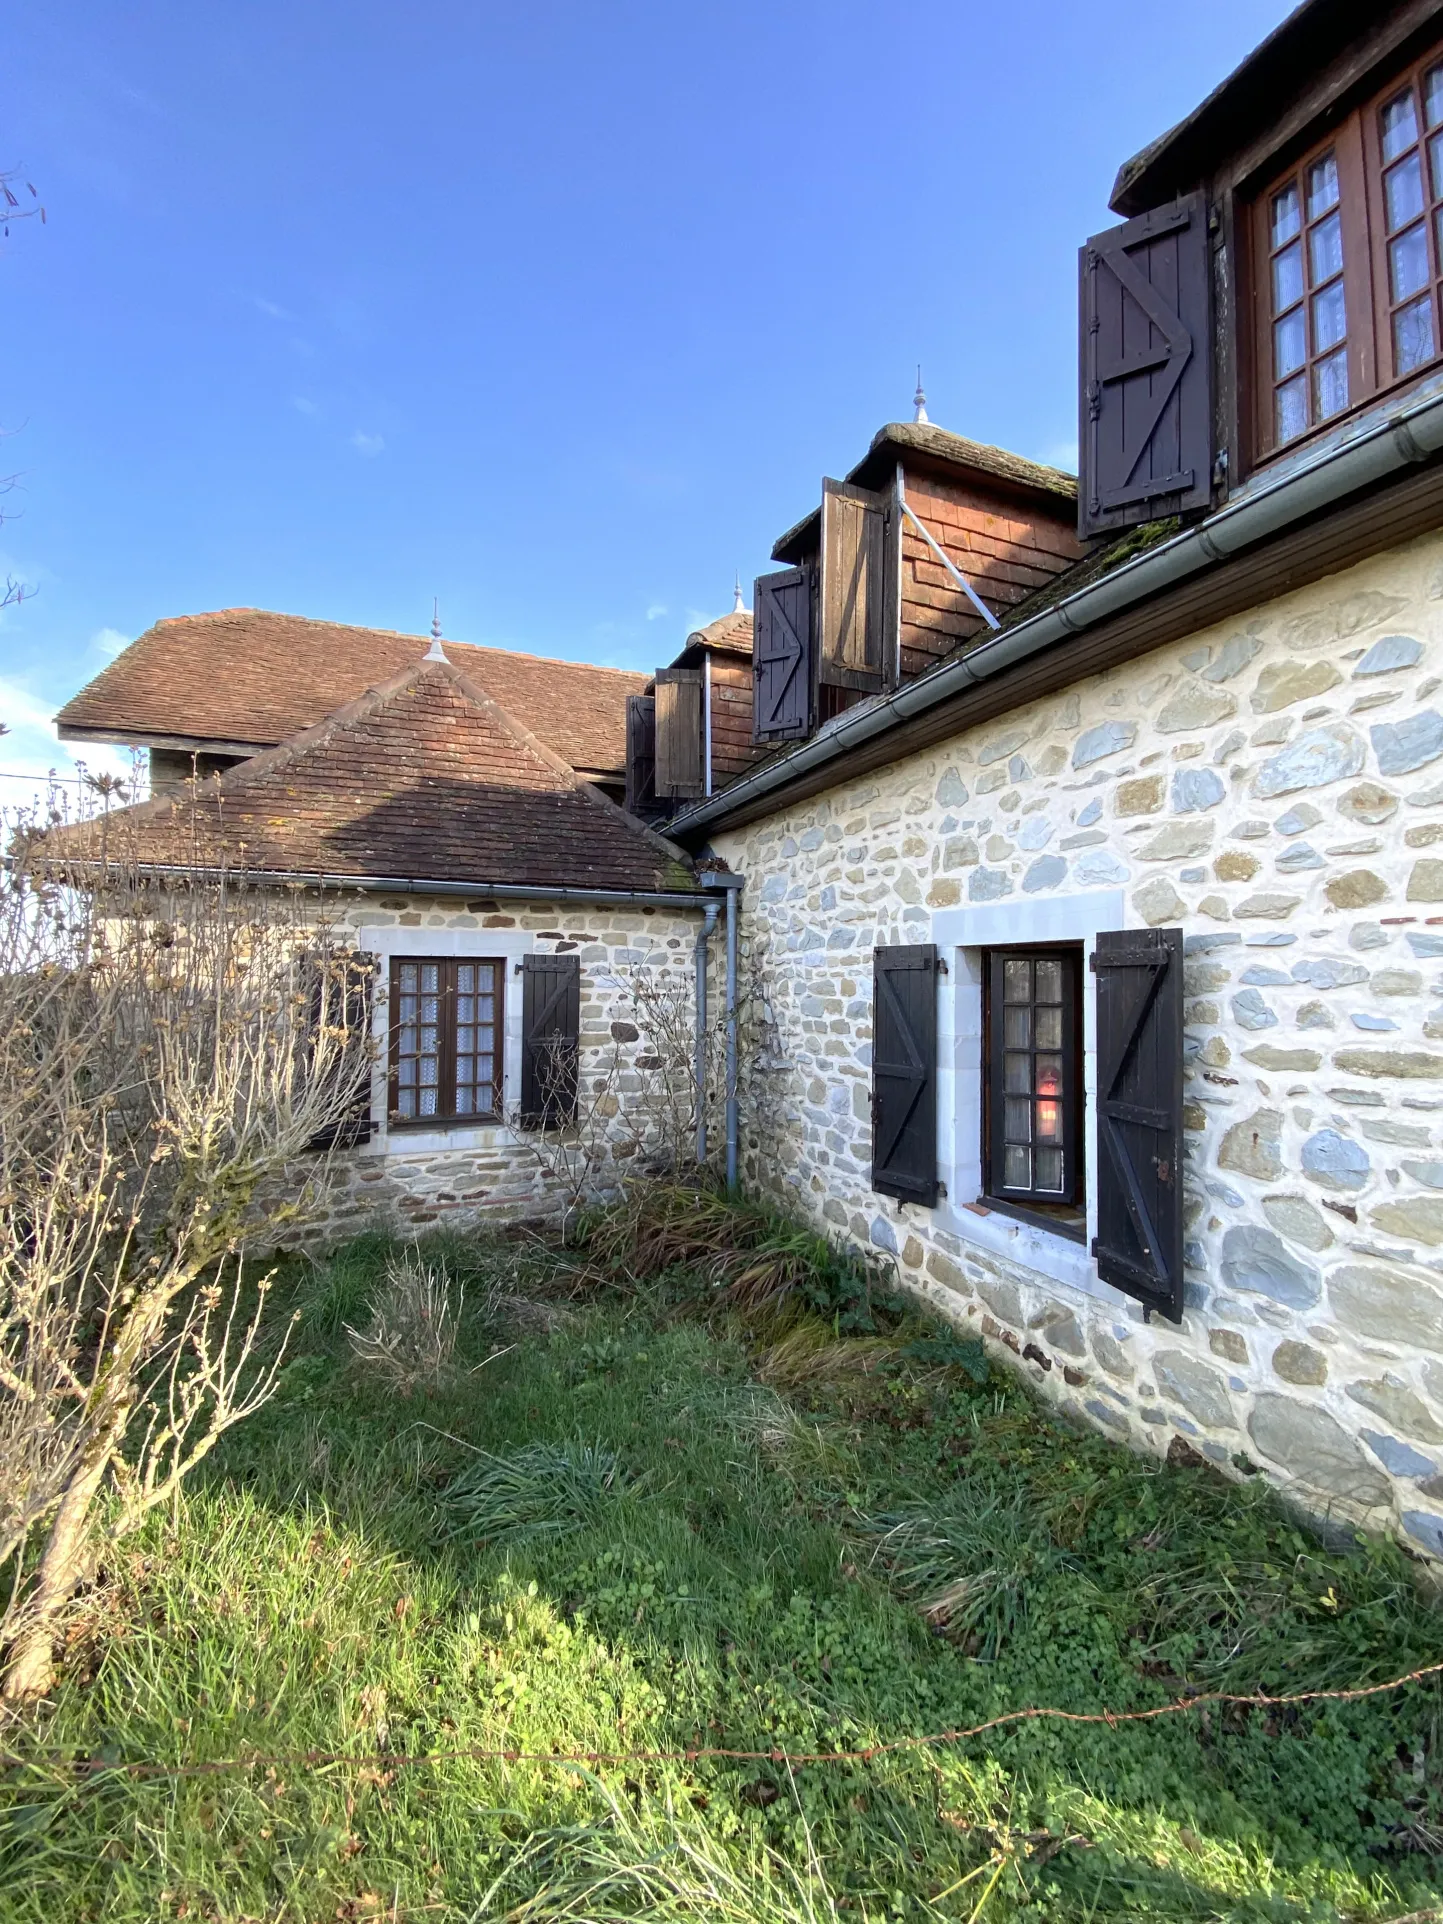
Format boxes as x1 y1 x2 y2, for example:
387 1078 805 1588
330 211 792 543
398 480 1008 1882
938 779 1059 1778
2 1209 1442 1922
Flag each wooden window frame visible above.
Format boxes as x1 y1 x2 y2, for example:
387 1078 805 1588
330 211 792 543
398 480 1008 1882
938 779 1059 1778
981 944 1085 1243
1248 33 1443 467
387 955 504 1129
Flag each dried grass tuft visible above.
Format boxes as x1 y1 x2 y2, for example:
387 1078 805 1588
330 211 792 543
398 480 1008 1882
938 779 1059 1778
346 1252 464 1395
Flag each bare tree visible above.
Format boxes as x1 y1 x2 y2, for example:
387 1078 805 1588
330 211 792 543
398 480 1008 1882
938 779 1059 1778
0 790 371 1701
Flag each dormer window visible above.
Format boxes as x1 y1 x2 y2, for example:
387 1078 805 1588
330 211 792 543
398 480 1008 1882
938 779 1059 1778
1248 42 1443 465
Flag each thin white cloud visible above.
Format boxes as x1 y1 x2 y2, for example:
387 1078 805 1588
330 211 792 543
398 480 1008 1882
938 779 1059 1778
253 296 292 322
350 429 384 457
645 602 668 621
91 626 130 659
292 395 319 417
0 674 142 815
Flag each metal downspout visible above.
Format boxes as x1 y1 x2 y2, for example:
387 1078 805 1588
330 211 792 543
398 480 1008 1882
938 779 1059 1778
694 900 719 1165
719 874 744 1190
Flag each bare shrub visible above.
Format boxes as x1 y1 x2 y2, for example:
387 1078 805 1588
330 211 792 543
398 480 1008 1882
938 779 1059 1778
346 1252 464 1395
0 788 372 1700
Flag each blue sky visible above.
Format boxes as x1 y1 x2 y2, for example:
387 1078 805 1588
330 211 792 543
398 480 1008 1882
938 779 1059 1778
2 0 1289 794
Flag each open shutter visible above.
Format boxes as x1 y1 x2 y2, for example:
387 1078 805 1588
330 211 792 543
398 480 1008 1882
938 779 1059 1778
520 952 581 1126
654 667 705 798
625 694 657 816
305 951 376 1150
1091 927 1184 1321
753 565 815 741
1078 192 1212 539
871 943 939 1207
820 478 889 690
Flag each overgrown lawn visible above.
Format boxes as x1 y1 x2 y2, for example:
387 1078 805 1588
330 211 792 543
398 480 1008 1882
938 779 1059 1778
2 1209 1441 1921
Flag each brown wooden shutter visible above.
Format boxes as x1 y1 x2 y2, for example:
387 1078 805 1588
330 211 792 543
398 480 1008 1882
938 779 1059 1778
520 952 581 1126
1091 927 1184 1321
752 566 815 741
654 667 704 798
625 694 657 815
304 951 376 1150
1079 192 1213 539
820 478 890 690
871 943 938 1207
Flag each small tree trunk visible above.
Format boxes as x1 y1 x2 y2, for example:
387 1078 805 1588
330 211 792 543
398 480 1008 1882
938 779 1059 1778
2 1434 115 1701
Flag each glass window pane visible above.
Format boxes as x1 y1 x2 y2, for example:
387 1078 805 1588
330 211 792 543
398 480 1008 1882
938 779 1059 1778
1306 152 1339 218
1311 279 1346 350
1274 308 1306 378
1272 239 1303 311
1035 1006 1062 1050
1387 152 1426 230
420 1088 437 1116
1391 223 1430 300
399 994 416 1023
1003 1144 1030 1189
457 996 474 1024
399 963 417 992
1003 958 1029 1002
1383 89 1420 163
1427 65 1443 130
1308 211 1343 284
457 1025 475 1054
420 1026 438 1054
398 1089 415 1118
1036 1098 1063 1144
1436 205 1443 274
421 994 439 1023
1276 374 1308 442
1035 1055 1063 1098
1035 1148 1064 1193
1313 348 1349 421
420 964 439 992
420 1057 438 1085
399 1059 416 1085
1271 183 1300 247
1035 959 1062 1002
1004 1097 1031 1142
457 964 474 992
1003 1006 1030 1048
1431 129 1443 200
1395 293 1437 373
1003 1053 1031 1096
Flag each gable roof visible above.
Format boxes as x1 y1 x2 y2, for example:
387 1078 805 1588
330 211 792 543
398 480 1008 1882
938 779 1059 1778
667 609 754 669
64 657 697 895
54 607 647 778
771 422 1078 564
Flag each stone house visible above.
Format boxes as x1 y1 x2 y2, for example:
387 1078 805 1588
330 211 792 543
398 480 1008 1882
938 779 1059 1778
54 614 735 1239
54 0 1443 1554
647 0 1443 1556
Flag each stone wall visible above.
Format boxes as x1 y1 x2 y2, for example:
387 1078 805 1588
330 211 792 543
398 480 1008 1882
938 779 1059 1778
278 893 704 1246
713 527 1443 1562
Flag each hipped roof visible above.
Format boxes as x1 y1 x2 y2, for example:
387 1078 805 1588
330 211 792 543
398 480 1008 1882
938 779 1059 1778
54 657 698 895
55 607 647 778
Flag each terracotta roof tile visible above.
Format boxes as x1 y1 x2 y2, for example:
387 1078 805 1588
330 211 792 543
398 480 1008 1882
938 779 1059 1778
55 608 647 777
57 659 698 895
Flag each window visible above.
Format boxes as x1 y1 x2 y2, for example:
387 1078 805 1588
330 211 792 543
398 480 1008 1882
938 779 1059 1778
1251 40 1443 460
1264 148 1352 445
983 947 1084 1238
388 957 503 1125
1371 61 1443 381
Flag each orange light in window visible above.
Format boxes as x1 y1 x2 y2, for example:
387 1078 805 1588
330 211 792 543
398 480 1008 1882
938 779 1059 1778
1036 1100 1061 1141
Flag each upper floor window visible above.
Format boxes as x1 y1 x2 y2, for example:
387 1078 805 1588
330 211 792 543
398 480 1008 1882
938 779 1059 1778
1253 44 1443 461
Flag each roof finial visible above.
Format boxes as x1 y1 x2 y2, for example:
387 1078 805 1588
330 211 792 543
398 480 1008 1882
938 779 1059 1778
424 597 449 662
732 572 744 614
913 366 929 425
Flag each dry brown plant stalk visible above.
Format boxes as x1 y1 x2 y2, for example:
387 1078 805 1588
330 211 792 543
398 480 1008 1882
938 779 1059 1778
0 786 372 1701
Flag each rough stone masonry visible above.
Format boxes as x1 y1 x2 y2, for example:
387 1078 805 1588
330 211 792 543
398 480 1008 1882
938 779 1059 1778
713 526 1443 1562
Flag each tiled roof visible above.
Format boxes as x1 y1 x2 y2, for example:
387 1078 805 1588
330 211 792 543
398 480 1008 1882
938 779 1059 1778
57 658 698 894
54 608 647 777
684 610 753 656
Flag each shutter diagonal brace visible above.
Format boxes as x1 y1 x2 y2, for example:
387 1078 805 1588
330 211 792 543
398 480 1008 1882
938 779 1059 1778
895 470 999 631
756 578 807 732
1089 207 1196 504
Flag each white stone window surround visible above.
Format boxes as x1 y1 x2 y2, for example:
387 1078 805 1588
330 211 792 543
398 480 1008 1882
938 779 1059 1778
931 890 1135 1306
350 925 542 1158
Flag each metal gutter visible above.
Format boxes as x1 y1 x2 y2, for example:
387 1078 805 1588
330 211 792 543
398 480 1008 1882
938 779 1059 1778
101 864 732 911
674 383 1443 838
